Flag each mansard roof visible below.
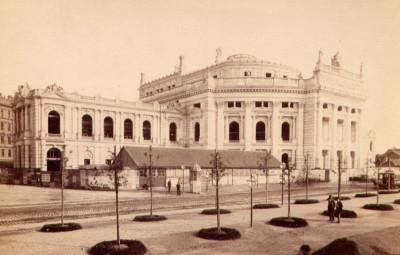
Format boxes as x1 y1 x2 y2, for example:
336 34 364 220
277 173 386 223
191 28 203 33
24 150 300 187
119 146 281 169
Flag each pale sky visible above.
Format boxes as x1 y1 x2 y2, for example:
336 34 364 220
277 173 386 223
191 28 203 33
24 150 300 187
0 0 399 154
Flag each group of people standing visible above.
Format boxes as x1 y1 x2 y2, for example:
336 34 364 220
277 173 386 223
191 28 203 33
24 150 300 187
327 195 343 223
167 179 181 195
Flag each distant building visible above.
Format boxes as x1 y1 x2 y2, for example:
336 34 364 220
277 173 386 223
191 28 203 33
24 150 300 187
0 93 13 168
11 49 374 187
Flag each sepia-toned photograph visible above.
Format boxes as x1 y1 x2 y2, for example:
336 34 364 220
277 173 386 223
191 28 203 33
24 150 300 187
0 0 399 254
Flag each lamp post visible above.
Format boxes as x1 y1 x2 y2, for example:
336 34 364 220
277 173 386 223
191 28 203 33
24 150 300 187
280 163 286 205
247 174 256 228
181 165 185 193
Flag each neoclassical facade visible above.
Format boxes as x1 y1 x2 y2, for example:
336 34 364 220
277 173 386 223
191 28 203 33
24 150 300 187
12 49 374 177
0 93 13 167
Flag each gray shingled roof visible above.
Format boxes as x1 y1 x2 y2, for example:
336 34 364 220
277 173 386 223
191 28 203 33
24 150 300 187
120 146 281 169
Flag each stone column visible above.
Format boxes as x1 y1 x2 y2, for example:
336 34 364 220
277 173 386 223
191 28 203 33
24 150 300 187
331 104 337 170
24 105 28 133
99 110 104 141
41 104 46 137
345 107 351 168
316 101 322 168
77 107 81 139
272 101 280 157
244 101 252 151
64 105 69 139
297 103 305 165
216 101 224 150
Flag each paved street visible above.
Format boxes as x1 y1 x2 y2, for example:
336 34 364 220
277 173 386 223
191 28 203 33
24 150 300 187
0 182 367 229
0 183 399 254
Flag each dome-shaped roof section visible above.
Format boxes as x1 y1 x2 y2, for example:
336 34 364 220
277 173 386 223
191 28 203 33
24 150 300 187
226 54 260 63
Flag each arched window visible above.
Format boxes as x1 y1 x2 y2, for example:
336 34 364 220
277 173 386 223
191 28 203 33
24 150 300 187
47 148 61 158
169 122 177 142
194 122 200 142
281 153 289 169
48 111 60 134
256 121 266 141
281 122 290 141
229 121 239 141
124 119 133 139
47 148 61 172
82 115 92 137
143 121 151 140
104 117 113 138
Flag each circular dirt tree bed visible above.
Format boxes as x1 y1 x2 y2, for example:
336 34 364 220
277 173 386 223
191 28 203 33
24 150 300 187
294 199 319 204
40 223 82 232
321 210 358 218
201 209 231 215
89 239 147 255
311 238 360 255
332 196 351 200
253 203 280 209
379 190 400 195
269 217 308 228
133 215 167 222
355 193 376 198
196 227 241 240
362 204 394 211
394 199 400 204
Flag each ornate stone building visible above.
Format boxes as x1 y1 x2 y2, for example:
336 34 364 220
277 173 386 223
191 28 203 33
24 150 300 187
12 49 374 182
0 93 13 167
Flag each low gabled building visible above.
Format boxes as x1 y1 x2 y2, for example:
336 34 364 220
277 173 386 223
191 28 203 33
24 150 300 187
118 146 282 190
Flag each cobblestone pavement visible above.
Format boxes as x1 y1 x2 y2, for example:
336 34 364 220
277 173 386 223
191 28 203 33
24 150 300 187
0 182 369 228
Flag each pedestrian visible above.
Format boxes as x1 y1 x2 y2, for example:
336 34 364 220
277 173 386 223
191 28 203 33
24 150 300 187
336 198 343 223
176 182 181 195
327 195 336 222
167 179 171 193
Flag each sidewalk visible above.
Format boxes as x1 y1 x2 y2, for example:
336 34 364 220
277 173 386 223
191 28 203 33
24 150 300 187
0 187 399 254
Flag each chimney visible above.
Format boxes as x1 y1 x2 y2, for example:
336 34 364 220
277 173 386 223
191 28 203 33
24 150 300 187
179 56 185 74
140 72 146 86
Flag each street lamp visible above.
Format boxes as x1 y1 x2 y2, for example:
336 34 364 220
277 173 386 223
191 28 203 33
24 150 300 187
280 163 286 205
247 174 257 228
181 165 185 193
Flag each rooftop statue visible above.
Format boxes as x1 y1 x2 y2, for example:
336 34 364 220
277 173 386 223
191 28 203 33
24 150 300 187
331 51 342 68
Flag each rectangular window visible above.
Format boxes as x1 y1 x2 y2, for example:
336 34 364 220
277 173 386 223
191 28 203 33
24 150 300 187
255 101 262 107
244 71 251 76
0 136 3 144
106 159 112 165
282 102 289 108
194 103 201 108
157 169 165 177
290 102 294 108
8 149 11 157
0 122 3 130
283 75 288 79
263 101 268 107
228 102 234 108
213 75 217 78
8 136 11 144
0 109 3 117
266 73 272 78
84 159 90 165
235 102 241 108
1 149 4 157
8 123 10 131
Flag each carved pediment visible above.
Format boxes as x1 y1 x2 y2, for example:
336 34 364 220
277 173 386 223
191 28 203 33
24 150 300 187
40 83 68 99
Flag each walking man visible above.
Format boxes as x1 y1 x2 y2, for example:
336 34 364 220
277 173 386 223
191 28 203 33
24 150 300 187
176 182 181 195
327 195 336 222
336 198 343 223
167 179 171 193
